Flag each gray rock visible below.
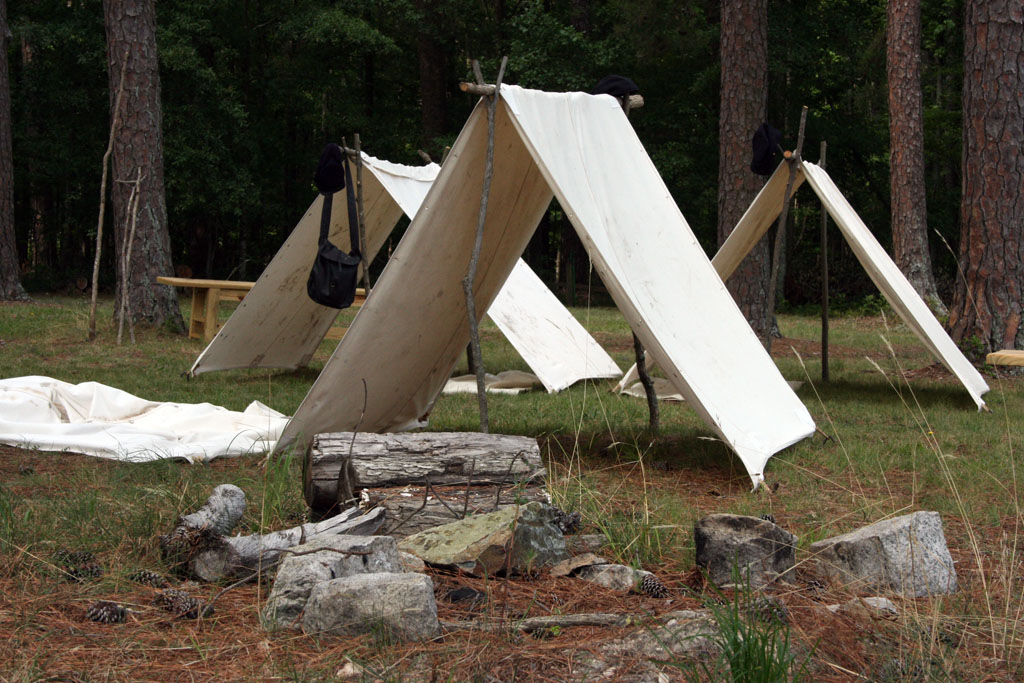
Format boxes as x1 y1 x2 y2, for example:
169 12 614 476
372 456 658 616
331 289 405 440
549 552 607 577
397 502 569 576
826 596 899 617
399 550 426 572
694 514 797 588
301 572 440 642
262 535 402 629
602 609 718 660
808 511 957 597
567 533 608 554
576 563 652 593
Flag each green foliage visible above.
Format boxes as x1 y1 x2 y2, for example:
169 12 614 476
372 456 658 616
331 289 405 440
687 576 811 682
5 0 969 306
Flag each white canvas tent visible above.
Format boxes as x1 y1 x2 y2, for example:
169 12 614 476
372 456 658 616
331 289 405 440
618 162 990 410
713 161 989 409
275 85 816 487
188 154 621 393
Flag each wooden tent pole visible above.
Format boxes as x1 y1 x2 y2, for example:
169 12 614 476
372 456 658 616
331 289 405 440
819 140 829 382
463 56 509 434
88 48 129 341
765 106 808 353
353 134 371 292
621 94 659 433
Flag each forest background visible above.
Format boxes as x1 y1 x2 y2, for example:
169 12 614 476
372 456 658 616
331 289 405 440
6 0 965 311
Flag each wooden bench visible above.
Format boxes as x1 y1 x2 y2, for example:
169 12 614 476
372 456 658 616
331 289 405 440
986 349 1024 367
157 276 364 342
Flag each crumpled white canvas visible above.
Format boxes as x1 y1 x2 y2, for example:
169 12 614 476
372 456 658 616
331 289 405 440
0 376 288 462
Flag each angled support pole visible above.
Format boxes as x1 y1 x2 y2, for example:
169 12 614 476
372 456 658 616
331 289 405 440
462 56 509 434
765 105 808 353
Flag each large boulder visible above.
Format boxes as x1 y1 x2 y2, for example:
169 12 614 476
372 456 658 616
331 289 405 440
262 535 403 629
807 511 957 597
301 572 440 642
398 502 569 576
694 514 797 588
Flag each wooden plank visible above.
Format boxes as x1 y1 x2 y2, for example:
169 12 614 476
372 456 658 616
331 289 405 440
986 350 1024 367
157 276 255 291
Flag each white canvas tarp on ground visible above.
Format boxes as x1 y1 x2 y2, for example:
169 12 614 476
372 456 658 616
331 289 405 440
188 154 620 393
0 376 287 462
713 161 989 409
275 85 816 486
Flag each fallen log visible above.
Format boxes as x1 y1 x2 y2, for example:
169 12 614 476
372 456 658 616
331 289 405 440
160 484 386 581
305 432 544 514
441 613 638 633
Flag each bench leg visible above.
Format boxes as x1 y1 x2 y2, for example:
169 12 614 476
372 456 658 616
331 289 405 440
188 289 207 340
204 287 221 342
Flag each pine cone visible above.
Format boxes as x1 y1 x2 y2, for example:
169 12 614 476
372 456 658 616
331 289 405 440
128 569 170 588
154 589 209 619
552 508 582 535
55 549 103 582
86 600 126 624
759 513 776 525
55 549 95 566
65 563 104 582
639 573 670 598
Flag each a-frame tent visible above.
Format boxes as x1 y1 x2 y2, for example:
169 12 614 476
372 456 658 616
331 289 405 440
711 161 989 409
188 154 621 394
274 85 816 487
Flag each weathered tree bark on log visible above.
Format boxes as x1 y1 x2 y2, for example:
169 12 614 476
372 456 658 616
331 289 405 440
306 432 544 513
442 612 637 632
160 484 386 581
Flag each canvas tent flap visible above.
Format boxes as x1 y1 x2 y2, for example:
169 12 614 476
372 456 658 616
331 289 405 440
712 164 806 281
0 376 287 462
277 86 815 486
487 260 621 392
188 154 410 375
189 154 617 394
798 161 989 408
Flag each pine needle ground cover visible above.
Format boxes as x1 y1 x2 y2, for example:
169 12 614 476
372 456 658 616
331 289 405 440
0 294 1022 680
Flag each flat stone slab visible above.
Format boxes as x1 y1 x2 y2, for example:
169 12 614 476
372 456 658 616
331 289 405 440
302 572 440 642
398 502 568 576
808 511 957 597
262 535 402 629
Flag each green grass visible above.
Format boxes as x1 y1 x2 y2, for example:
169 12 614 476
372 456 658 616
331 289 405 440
2 293 1024 678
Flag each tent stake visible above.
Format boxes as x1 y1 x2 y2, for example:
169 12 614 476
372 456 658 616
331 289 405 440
819 140 829 382
765 106 808 353
463 56 508 434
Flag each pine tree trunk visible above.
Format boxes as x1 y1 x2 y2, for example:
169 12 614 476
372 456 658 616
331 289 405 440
0 0 28 301
948 0 1024 353
717 0 771 339
887 0 945 315
416 1 446 150
102 0 183 331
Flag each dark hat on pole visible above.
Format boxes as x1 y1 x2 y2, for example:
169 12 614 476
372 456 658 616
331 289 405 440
314 143 346 194
750 123 782 176
590 75 640 98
